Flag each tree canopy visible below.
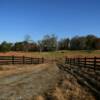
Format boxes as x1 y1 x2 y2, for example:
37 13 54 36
0 34 99 52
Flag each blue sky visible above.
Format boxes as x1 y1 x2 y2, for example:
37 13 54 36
0 0 100 42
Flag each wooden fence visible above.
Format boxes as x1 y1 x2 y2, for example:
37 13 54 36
65 57 100 71
0 56 44 65
64 57 100 98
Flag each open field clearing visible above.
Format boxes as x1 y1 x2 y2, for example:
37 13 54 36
0 62 96 100
0 51 99 100
0 50 100 59
0 63 60 100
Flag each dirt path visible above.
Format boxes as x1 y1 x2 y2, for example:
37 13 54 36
0 63 60 100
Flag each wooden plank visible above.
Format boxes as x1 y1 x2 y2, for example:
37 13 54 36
0 56 44 65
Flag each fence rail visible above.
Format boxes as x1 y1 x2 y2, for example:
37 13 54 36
64 57 100 98
65 57 100 71
0 56 44 65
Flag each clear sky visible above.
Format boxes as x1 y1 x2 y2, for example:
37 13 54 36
0 0 100 42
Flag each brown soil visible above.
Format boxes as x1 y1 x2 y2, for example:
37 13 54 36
0 63 60 100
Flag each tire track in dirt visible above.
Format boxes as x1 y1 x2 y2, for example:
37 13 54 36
0 64 47 86
0 63 60 100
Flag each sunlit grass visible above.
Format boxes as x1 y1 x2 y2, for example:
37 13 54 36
0 50 99 59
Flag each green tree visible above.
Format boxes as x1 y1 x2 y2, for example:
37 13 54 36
70 36 80 50
85 35 97 50
38 34 57 51
58 38 70 50
13 42 24 51
0 41 13 52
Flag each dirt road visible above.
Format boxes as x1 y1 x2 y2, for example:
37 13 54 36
0 63 60 100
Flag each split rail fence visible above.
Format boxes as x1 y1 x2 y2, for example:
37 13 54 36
65 57 100 98
0 56 44 65
65 57 100 71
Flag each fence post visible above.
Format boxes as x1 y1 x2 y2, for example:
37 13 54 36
67 58 69 64
42 57 44 63
76 58 78 66
71 58 73 65
68 58 69 64
23 56 25 64
65 57 67 64
70 58 71 67
78 58 80 67
65 57 68 64
72 58 74 65
94 57 96 72
72 58 73 65
73 58 75 65
74 58 76 65
12 56 15 64
84 57 86 68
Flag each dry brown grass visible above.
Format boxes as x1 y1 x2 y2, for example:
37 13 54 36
0 50 99 59
0 64 47 78
47 72 95 100
0 63 96 100
0 63 60 100
33 71 96 100
33 96 45 100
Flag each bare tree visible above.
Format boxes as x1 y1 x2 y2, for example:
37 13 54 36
38 34 57 51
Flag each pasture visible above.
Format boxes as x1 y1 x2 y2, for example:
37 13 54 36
0 50 100 58
0 50 99 100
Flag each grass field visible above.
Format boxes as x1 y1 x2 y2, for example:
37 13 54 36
0 50 100 59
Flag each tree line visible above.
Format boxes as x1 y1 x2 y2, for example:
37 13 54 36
0 34 99 52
